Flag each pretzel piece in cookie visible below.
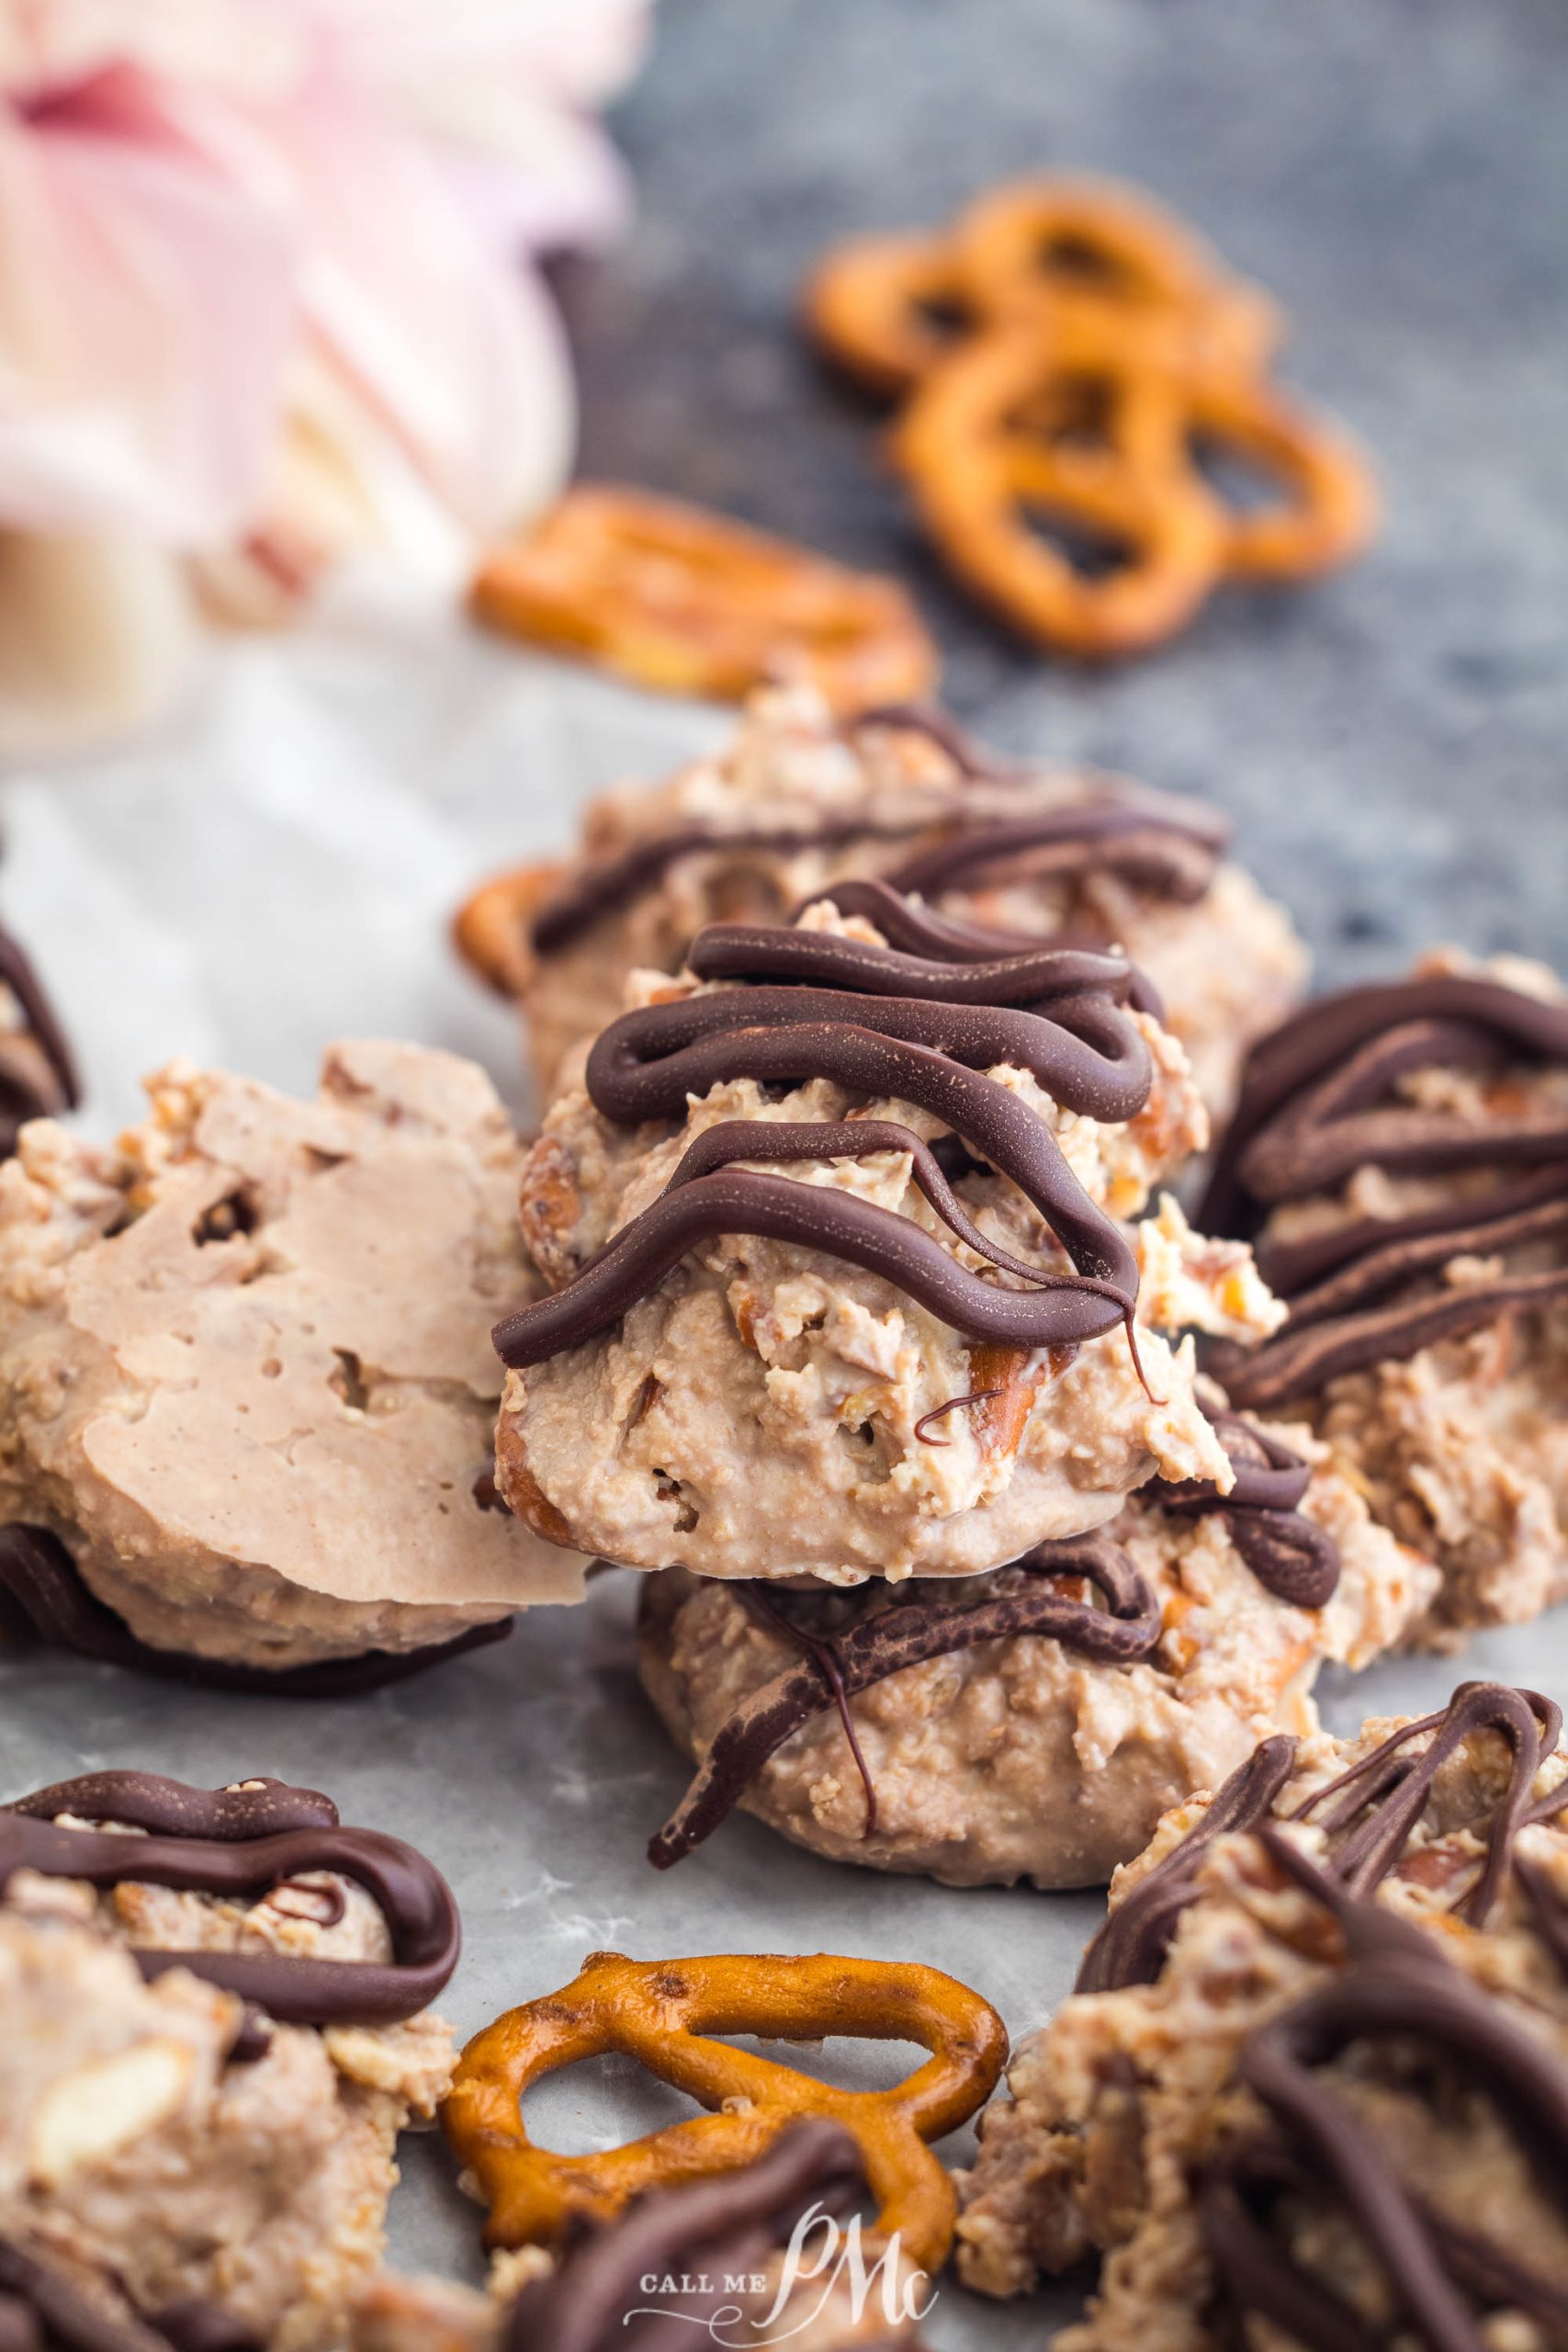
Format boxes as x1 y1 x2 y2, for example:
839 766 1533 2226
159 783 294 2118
470 485 938 715
442 1949 1008 2273
451 861 566 999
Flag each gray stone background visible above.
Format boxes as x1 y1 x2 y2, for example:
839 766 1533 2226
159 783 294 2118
568 0 1568 981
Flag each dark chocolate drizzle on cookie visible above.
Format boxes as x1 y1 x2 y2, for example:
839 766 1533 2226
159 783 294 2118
1201 974 1568 1410
0 1768 458 2024
502 2116 869 2352
1077 1679 1565 1997
648 1532 1160 1868
0 1522 513 1694
0 924 78 1158
496 891 1156 1370
1201 1909 1568 2352
1077 1681 1568 2346
528 702 1228 956
1158 1409 1339 1607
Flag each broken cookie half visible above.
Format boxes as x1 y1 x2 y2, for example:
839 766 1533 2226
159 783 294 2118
0 1041 585 1678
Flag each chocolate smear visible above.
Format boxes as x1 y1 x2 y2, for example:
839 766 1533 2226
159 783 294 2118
1158 1410 1339 1607
1078 1679 1568 1996
527 722 1228 958
0 2245 259 2352
1202 1852 1568 2352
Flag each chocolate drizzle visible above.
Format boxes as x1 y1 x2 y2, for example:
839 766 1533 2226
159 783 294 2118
527 704 1229 959
502 2117 868 2352
0 1768 459 2024
881 796 1226 908
1201 1917 1568 2352
1077 1682 1568 2346
1074 1734 1300 1993
495 894 1155 1371
0 924 78 1157
0 1522 513 1694
1158 1410 1339 1606
1201 974 1568 1410
0 2244 260 2352
647 1532 1160 1868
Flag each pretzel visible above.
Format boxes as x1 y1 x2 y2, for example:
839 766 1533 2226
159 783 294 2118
441 1948 1008 2274
470 485 938 715
953 175 1282 379
805 175 1279 401
451 859 565 998
1184 371 1381 581
804 230 980 399
805 174 1379 657
895 325 1228 658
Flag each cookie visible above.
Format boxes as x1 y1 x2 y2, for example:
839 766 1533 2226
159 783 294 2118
1203 950 1568 1636
491 892 1275 1581
0 1042 585 1675
0 1769 458 2352
954 1679 1568 2343
455 685 1305 1119
637 1405 1435 1888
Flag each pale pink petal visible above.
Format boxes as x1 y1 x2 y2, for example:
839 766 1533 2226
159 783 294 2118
0 66 297 542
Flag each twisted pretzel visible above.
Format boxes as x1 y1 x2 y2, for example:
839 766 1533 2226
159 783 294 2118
806 174 1378 658
470 484 938 714
895 325 1227 658
441 1948 1008 2274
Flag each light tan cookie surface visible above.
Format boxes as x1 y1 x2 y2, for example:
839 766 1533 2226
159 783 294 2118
493 902 1257 1581
1 1781 457 2352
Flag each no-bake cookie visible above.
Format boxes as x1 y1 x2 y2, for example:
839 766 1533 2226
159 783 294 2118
954 1680 1568 2347
456 687 1305 1118
0 1769 458 2352
491 888 1269 1580
1204 952 1568 1638
0 1041 585 1675
637 1405 1435 1887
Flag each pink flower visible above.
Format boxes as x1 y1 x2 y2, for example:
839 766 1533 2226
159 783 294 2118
0 0 649 752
